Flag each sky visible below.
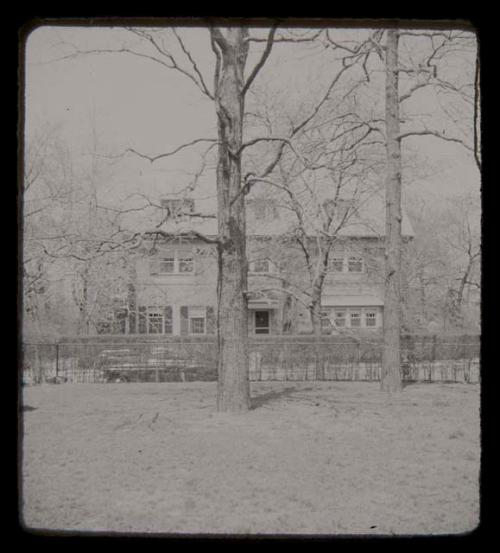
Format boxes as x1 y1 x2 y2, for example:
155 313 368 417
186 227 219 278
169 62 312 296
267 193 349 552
23 24 481 218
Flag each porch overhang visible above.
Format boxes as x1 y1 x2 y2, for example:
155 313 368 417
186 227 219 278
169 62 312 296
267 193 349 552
247 291 280 310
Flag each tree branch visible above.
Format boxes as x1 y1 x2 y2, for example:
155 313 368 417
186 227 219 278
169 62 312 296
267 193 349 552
242 25 278 96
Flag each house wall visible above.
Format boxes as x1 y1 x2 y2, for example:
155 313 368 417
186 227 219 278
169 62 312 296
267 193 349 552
105 236 411 336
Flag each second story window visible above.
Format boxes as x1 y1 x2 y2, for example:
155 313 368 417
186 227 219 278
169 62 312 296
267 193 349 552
178 251 194 273
150 250 195 275
249 259 271 274
331 257 345 272
159 257 175 274
347 256 364 273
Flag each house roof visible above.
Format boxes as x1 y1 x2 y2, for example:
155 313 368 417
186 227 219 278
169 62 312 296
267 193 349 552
155 189 414 240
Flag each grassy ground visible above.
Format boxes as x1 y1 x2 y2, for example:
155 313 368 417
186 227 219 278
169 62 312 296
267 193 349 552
21 381 480 535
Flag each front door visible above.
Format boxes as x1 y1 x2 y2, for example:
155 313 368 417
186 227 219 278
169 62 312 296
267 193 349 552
255 311 270 334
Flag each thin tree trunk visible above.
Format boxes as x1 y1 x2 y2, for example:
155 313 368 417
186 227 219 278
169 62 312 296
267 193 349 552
310 293 324 380
381 29 403 392
213 28 251 412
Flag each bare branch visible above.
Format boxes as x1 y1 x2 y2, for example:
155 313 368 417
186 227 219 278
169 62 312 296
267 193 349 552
242 25 278 96
126 138 218 163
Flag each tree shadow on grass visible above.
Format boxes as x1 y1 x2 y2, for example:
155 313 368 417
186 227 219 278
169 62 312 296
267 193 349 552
251 386 301 410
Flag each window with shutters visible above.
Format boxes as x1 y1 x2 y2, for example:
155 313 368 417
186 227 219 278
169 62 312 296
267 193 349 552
147 307 164 334
188 306 206 335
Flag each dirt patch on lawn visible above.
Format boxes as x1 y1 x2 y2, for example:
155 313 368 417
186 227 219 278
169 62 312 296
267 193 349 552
20 381 480 535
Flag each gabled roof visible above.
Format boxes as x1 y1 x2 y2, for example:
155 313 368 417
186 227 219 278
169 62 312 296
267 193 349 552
155 189 414 240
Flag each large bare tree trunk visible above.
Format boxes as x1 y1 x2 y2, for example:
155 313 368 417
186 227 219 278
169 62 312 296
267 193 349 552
381 29 403 392
213 28 251 412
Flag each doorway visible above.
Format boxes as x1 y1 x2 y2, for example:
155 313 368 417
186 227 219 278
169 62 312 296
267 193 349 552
255 310 270 334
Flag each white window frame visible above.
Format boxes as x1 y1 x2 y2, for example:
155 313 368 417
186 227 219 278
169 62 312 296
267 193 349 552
330 257 345 273
324 307 380 329
364 310 377 327
188 306 206 335
347 256 364 273
249 259 272 275
333 309 347 327
160 198 195 216
147 307 164 334
152 250 195 275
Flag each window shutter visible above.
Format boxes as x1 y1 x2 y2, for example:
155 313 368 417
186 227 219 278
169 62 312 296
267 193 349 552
180 306 189 335
164 306 173 334
206 306 216 334
138 306 147 334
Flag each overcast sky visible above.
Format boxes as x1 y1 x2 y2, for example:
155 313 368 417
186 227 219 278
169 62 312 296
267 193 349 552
24 24 480 214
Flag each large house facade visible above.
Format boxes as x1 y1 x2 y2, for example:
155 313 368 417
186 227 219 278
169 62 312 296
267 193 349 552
98 193 414 337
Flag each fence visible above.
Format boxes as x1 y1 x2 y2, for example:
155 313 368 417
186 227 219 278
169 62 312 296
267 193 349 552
21 334 480 385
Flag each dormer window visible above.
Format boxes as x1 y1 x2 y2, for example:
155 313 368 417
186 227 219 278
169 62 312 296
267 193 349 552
160 198 195 217
249 259 271 274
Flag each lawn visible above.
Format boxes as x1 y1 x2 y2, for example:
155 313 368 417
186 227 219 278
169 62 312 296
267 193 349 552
20 381 480 536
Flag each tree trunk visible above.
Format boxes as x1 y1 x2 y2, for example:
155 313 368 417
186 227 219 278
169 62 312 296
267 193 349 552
213 28 251 412
381 29 403 392
310 294 324 380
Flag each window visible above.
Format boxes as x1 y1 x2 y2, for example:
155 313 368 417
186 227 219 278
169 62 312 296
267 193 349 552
250 259 270 274
178 251 194 273
331 257 345 272
334 310 346 327
151 250 195 275
320 310 332 332
350 310 362 328
189 306 206 335
255 311 270 334
160 198 195 216
159 257 175 273
147 308 164 334
365 311 377 327
347 256 364 273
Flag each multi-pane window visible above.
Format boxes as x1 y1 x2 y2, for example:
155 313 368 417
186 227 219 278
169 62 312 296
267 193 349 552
159 257 175 273
321 307 379 329
350 310 362 328
365 311 377 327
151 250 195 275
331 257 345 272
329 255 364 274
189 306 206 335
161 198 195 215
347 256 364 273
178 251 194 273
334 310 347 327
147 308 164 334
250 259 271 274
320 310 332 331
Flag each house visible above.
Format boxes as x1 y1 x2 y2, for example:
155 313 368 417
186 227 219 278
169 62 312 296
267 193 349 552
97 190 414 336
